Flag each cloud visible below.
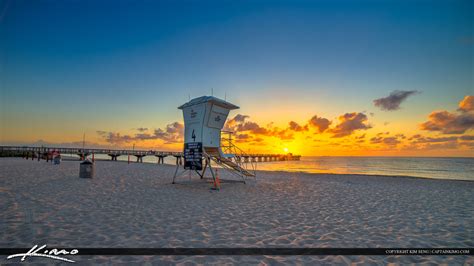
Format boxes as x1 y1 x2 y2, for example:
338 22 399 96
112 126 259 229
288 121 308 132
225 114 269 135
402 134 474 151
134 133 154 140
329 112 371 138
95 111 367 147
232 133 252 143
236 121 269 134
225 116 299 142
225 114 249 130
420 111 474 134
408 134 422 140
420 96 474 134
410 136 458 144
369 132 407 147
373 90 419 111
226 114 299 139
459 135 474 148
165 122 184 134
459 135 474 141
97 122 184 144
402 133 474 151
370 136 401 146
395 134 406 139
226 112 363 140
152 122 184 144
96 131 134 144
272 128 294 140
308 115 331 133
458 95 474 112
422 141 459 150
232 114 250 122
236 133 250 140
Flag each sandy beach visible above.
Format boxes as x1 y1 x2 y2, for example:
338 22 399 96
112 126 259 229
1 157 473 265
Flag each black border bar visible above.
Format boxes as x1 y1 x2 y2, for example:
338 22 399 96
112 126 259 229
0 248 472 256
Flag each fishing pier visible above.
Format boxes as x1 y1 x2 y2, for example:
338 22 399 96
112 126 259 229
0 146 301 164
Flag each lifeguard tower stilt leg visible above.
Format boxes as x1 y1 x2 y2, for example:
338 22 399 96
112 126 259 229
171 156 216 184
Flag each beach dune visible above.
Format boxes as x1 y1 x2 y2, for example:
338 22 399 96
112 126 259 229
1 158 473 265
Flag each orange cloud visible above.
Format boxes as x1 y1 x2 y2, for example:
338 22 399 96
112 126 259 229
420 95 474 134
226 114 298 140
97 122 184 144
370 136 401 146
401 134 474 151
420 111 474 134
458 95 474 112
308 115 331 133
288 121 308 132
414 136 457 143
96 131 134 144
329 112 371 138
88 110 469 155
226 113 334 142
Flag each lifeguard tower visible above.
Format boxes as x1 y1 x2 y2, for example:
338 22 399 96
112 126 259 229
172 96 256 184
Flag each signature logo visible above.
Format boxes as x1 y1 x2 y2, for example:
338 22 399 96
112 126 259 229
7 244 78 263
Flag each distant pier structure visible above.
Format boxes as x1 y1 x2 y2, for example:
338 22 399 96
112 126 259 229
0 146 301 164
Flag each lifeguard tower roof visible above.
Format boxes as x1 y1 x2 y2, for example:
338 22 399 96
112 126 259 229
178 96 239 110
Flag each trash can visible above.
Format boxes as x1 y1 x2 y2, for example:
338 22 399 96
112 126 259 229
53 155 61 165
79 160 94 178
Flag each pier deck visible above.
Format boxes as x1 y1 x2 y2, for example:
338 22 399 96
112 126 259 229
0 146 301 164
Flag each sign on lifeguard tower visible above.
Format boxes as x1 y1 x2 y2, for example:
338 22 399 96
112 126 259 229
178 96 239 170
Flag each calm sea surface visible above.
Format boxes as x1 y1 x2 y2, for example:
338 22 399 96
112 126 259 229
79 154 474 181
254 156 474 181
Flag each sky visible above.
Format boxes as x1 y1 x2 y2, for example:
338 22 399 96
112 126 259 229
0 0 473 156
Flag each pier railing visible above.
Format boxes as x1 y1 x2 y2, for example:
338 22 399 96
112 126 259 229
0 146 181 156
0 145 300 164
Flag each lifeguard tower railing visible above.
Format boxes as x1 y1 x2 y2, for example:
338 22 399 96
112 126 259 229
220 131 257 177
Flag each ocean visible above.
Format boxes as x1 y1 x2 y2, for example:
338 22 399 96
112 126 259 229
254 156 474 181
80 154 474 181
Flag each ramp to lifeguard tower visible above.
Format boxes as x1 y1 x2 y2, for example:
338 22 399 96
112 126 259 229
204 147 255 182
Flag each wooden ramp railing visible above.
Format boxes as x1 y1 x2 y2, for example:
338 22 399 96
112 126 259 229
203 147 255 180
